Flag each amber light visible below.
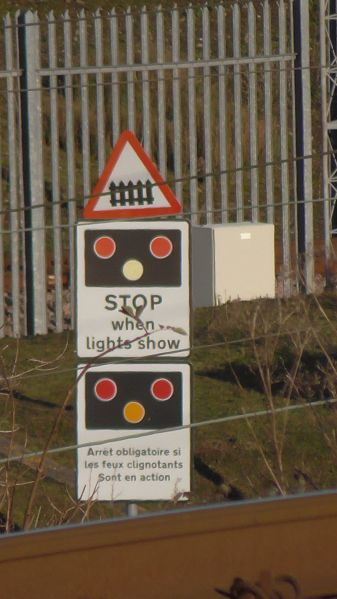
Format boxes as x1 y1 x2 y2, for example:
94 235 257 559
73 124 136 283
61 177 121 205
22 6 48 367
123 401 145 424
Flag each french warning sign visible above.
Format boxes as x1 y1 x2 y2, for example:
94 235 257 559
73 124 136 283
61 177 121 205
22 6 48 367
77 362 191 501
83 130 182 219
76 220 190 359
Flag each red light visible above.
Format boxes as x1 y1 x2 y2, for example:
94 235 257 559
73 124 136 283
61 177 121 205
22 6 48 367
149 236 173 259
151 378 174 401
94 378 117 401
94 236 116 259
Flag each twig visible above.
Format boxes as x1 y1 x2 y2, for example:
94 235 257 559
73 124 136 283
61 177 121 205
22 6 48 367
22 304 184 529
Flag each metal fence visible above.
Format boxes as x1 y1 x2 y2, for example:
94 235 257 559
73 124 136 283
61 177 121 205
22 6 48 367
0 1 326 337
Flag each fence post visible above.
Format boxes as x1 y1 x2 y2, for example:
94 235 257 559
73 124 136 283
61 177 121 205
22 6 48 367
293 0 314 293
18 11 47 335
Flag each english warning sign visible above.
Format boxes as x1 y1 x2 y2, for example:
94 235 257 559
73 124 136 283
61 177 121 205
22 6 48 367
77 362 191 501
76 220 190 359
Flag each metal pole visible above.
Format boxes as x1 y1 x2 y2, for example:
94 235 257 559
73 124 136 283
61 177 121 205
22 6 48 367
293 0 314 293
18 11 47 334
328 1 337 234
127 503 138 517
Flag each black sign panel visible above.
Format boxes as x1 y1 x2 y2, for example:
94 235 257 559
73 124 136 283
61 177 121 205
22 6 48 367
85 370 182 430
84 229 181 287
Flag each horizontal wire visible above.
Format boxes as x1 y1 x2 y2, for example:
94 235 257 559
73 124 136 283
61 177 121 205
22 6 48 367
0 149 330 221
0 194 333 237
2 326 315 382
0 59 328 96
0 318 327 390
0 397 335 466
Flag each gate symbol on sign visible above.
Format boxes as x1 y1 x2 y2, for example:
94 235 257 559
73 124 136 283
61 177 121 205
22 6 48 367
109 179 154 207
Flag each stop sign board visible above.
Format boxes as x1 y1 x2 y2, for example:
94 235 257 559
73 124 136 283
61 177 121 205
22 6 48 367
76 220 190 359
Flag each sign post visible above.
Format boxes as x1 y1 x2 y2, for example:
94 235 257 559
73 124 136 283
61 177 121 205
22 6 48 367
76 131 191 505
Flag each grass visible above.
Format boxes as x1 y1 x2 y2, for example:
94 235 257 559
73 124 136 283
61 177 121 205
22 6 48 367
2 292 337 530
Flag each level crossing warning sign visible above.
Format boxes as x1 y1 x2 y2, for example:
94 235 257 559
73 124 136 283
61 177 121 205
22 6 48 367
76 220 190 359
77 362 191 501
83 130 182 220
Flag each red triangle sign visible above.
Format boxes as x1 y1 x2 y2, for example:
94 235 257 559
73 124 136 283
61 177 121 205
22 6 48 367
83 131 182 219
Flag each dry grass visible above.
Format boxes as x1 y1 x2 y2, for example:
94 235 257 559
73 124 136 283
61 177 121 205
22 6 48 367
1 293 337 531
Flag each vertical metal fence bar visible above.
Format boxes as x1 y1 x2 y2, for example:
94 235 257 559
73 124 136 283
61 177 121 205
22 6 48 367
279 0 291 296
172 7 183 202
5 15 20 336
300 0 315 293
94 9 105 176
0 88 3 335
187 6 198 224
79 10 90 199
202 6 213 223
48 12 63 332
63 11 76 328
18 10 47 335
232 3 243 221
156 7 166 179
172 6 182 202
326 1 337 238
15 15 27 336
248 2 258 222
141 7 151 154
0 95 3 335
126 8 135 133
290 1 298 294
110 9 120 146
320 0 332 283
263 0 274 224
217 4 228 224
293 0 314 293
0 25 7 336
